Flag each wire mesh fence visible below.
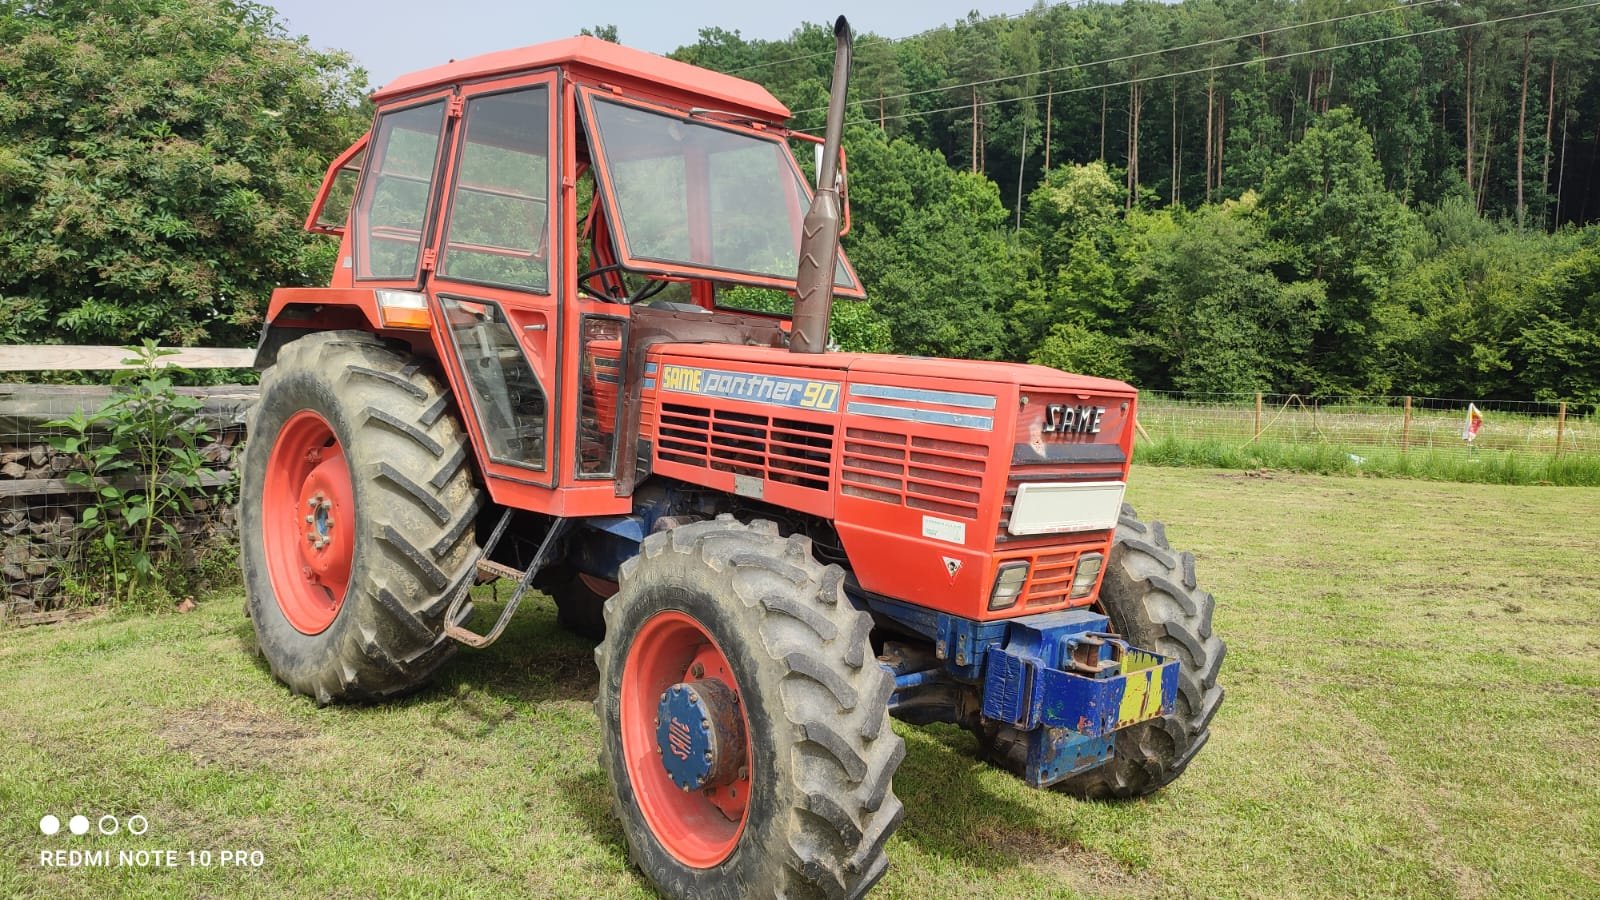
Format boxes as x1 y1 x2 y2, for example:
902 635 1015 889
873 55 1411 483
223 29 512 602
0 384 254 624
1136 392 1597 458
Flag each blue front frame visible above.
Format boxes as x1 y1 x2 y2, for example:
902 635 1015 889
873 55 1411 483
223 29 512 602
867 597 1180 788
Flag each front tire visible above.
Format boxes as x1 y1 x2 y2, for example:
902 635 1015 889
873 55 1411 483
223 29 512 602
976 504 1225 798
596 517 904 899
241 331 481 703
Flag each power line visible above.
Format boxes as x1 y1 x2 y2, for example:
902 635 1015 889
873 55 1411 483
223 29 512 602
724 0 1094 75
793 0 1450 119
857 1 1598 128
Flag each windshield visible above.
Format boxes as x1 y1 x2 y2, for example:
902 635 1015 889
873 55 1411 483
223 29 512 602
584 95 860 294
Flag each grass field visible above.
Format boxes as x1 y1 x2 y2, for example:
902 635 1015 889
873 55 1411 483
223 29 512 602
2 468 1598 898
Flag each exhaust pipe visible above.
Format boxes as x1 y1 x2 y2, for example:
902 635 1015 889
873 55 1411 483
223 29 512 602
790 15 852 355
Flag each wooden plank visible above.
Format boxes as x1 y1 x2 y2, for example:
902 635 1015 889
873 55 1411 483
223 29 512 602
0 468 235 498
0 346 255 372
2 607 105 628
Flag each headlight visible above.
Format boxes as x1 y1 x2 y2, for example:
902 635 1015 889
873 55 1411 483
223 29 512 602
989 561 1030 610
1069 552 1104 599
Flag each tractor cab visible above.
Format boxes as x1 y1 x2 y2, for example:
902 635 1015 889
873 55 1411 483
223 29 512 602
276 37 862 519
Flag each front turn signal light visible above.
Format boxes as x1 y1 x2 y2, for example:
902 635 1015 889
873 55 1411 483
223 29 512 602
376 290 432 329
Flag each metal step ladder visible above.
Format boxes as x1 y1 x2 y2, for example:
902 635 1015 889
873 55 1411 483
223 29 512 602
441 508 569 649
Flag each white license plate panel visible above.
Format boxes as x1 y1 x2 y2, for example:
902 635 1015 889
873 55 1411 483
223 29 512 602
1008 481 1126 536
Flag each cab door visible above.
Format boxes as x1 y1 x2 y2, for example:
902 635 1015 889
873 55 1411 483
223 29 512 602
424 71 563 507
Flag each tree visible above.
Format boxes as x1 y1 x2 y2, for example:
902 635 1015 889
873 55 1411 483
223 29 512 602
1011 162 1126 353
1514 229 1600 403
0 0 367 348
1260 108 1417 392
842 126 1029 360
1123 199 1323 393
1030 322 1133 382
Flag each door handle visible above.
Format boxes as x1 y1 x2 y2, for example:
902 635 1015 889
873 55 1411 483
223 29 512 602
522 323 547 332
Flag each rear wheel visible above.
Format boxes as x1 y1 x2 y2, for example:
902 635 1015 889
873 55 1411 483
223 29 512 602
596 517 903 899
975 504 1225 798
539 567 611 641
241 331 481 703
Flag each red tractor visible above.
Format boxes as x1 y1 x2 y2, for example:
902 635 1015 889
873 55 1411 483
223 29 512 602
241 19 1223 898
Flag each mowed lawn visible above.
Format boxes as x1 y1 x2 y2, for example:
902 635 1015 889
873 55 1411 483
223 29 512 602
2 468 1598 898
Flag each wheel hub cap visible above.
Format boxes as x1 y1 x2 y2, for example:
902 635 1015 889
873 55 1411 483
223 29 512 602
655 679 746 792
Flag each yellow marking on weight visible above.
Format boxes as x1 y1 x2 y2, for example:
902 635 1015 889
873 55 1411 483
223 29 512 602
1118 650 1165 725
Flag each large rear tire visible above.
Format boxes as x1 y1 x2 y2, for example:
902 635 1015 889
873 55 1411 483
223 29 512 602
538 566 610 641
596 517 903 899
976 503 1225 798
241 331 481 703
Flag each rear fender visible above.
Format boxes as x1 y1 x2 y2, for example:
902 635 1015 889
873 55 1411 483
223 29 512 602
255 287 436 369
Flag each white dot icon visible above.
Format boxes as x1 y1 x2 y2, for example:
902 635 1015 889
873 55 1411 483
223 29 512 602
68 815 89 836
39 815 60 836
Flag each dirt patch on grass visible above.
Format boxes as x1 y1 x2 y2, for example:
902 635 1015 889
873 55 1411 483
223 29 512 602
974 823 1167 896
160 699 323 768
1033 841 1167 897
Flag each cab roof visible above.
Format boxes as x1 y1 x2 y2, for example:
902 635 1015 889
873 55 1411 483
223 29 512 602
370 35 791 121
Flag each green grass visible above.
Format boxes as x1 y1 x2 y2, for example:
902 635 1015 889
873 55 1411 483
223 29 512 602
1135 434 1600 487
4 468 1600 897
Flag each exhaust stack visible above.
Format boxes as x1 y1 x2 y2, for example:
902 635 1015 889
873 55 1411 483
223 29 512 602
790 15 852 355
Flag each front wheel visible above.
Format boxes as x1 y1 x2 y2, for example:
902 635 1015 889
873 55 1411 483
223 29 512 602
595 517 904 899
976 503 1225 798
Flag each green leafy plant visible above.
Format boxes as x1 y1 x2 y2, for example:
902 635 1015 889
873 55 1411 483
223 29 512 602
47 342 216 607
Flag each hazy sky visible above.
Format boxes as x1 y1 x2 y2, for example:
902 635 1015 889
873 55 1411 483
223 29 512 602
268 1 1036 90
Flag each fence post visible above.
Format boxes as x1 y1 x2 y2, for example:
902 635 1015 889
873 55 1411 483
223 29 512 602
1555 401 1567 456
1402 396 1412 454
1254 392 1263 440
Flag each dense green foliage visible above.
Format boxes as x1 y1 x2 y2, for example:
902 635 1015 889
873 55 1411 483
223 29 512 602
670 2 1600 402
0 0 367 347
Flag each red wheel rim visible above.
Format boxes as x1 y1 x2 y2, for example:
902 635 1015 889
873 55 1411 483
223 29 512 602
621 610 753 868
262 410 354 635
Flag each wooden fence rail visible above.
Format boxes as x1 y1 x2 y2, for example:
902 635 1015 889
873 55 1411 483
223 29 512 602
0 346 254 373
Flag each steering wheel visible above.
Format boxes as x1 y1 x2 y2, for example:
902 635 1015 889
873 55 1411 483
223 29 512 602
577 264 670 305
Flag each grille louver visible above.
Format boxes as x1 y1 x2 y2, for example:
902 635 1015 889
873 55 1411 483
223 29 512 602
841 427 985 520
657 402 833 492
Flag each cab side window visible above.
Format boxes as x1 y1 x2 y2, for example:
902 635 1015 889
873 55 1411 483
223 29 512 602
355 101 447 280
440 87 551 292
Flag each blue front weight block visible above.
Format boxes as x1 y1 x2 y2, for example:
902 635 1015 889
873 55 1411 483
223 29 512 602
976 612 1179 788
980 611 1180 737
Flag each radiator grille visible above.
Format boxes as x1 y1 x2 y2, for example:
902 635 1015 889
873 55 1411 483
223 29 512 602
657 403 833 492
841 427 986 520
